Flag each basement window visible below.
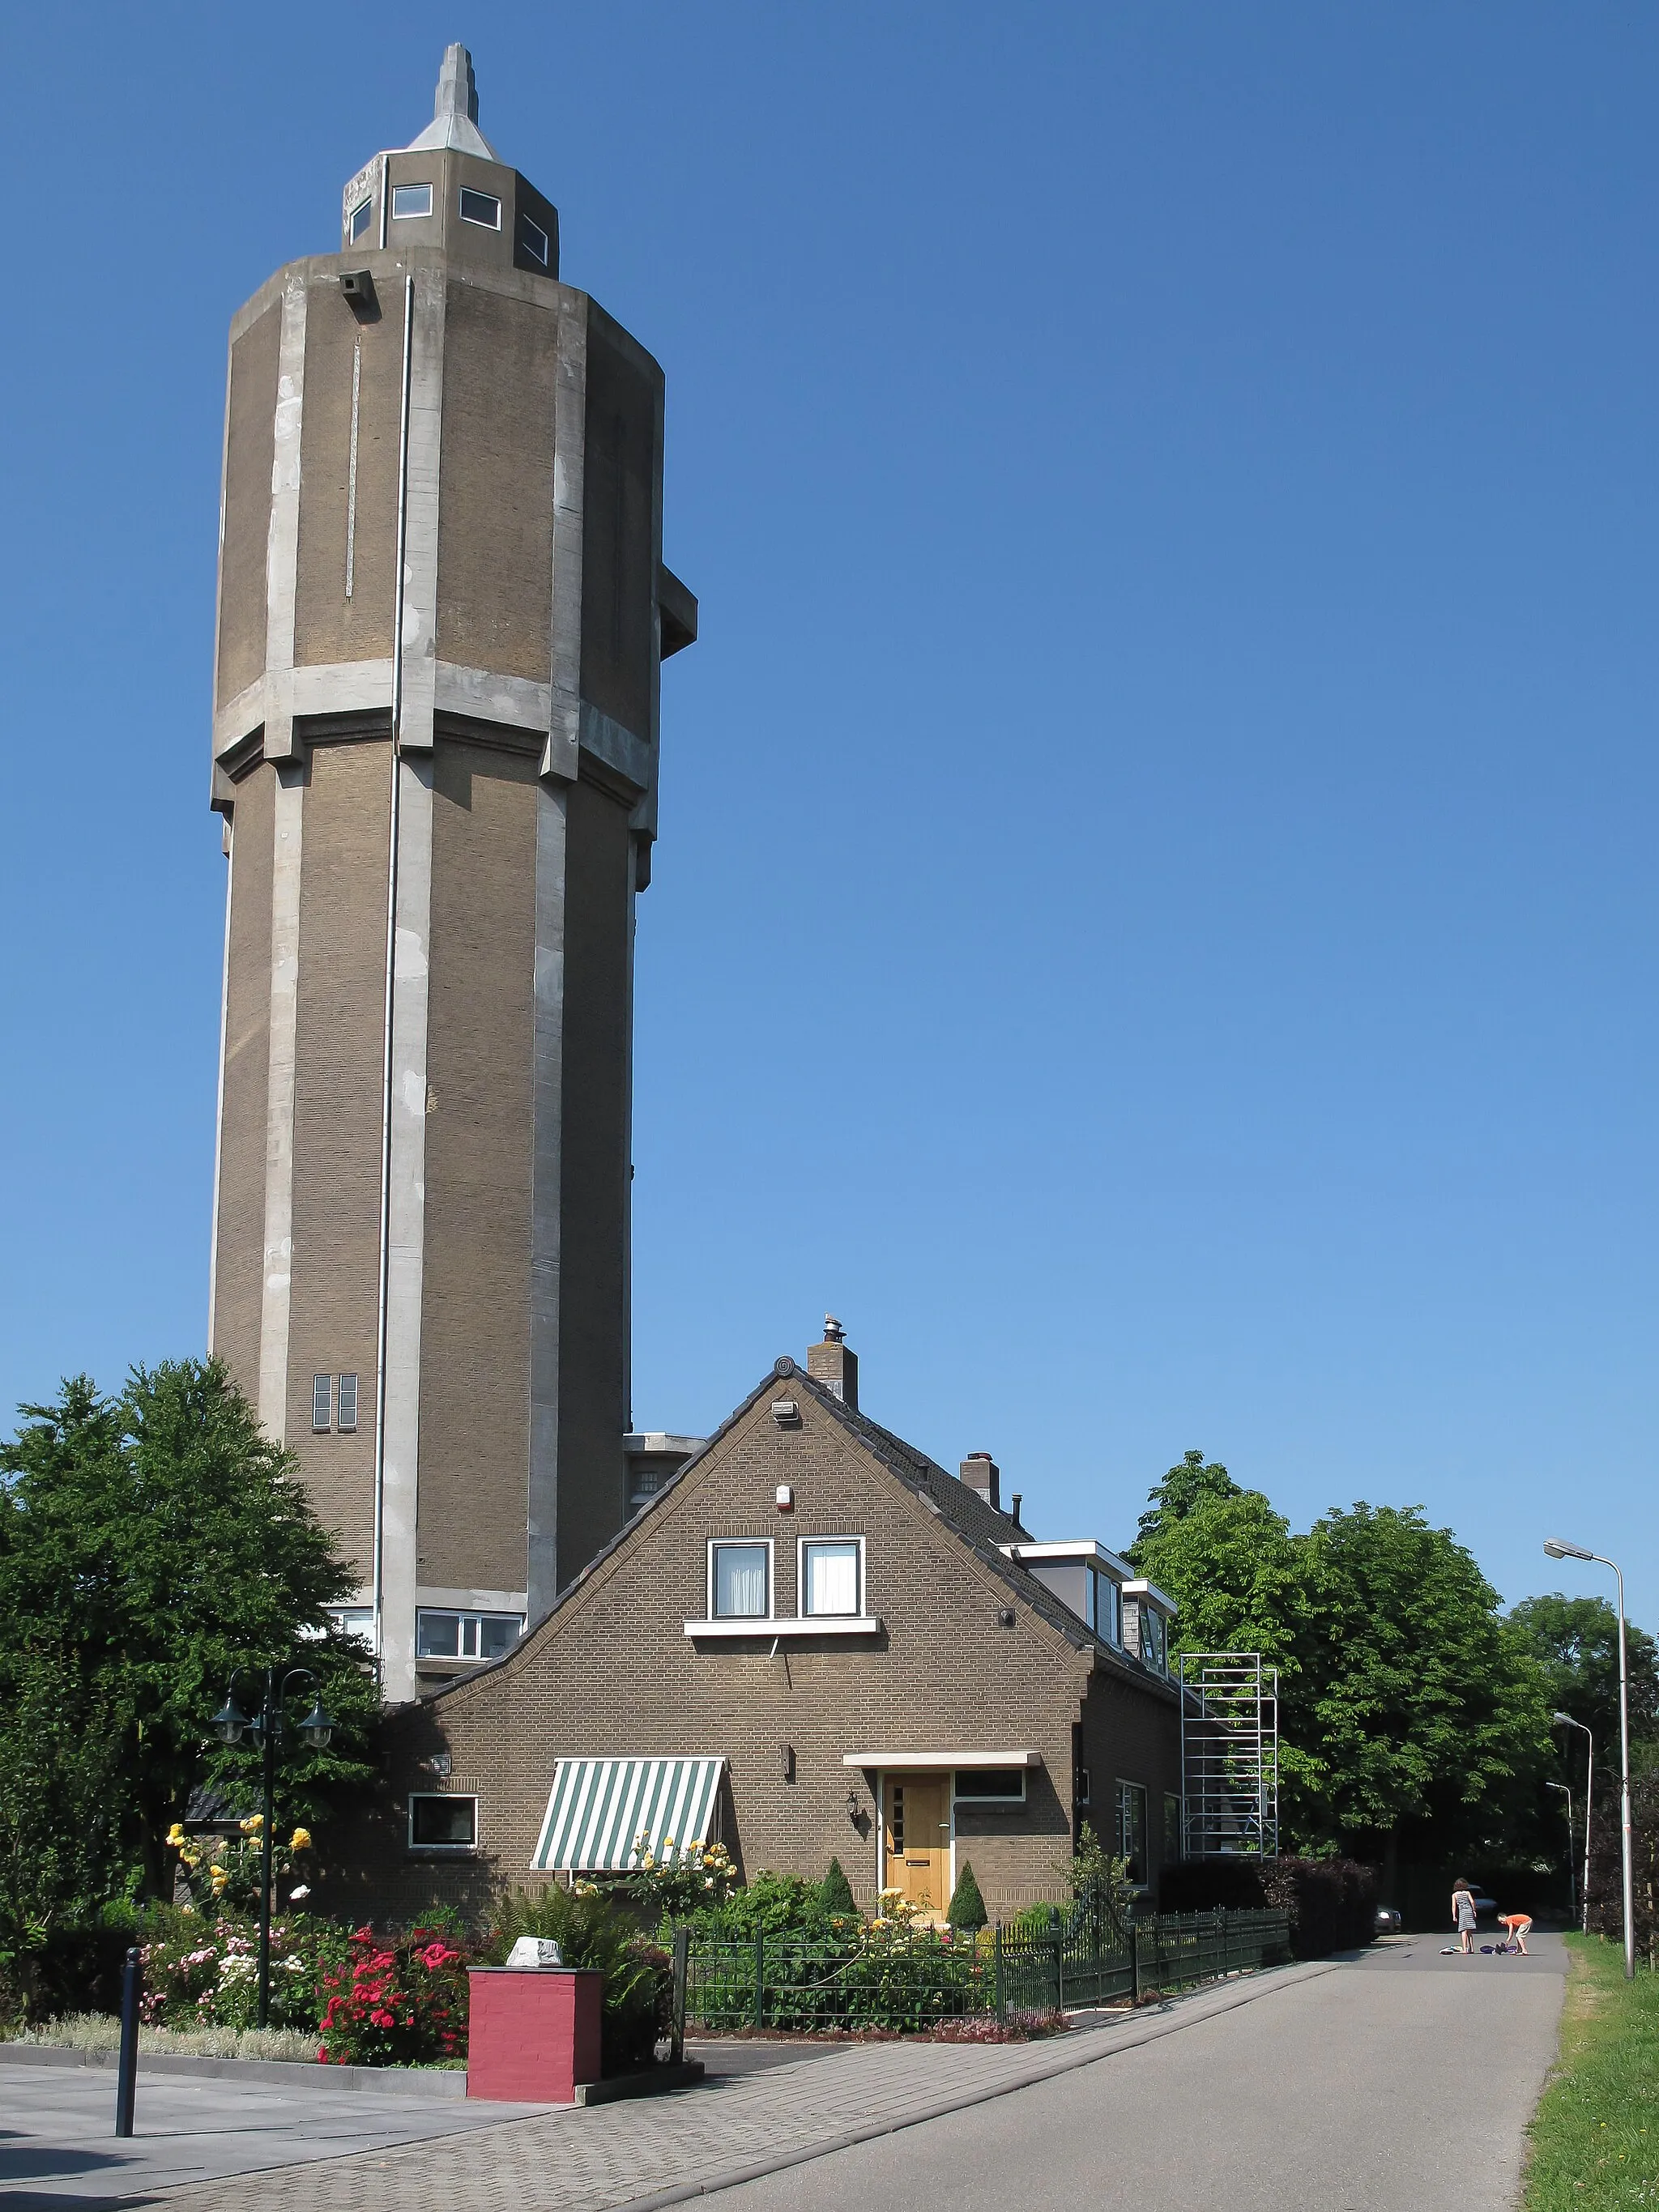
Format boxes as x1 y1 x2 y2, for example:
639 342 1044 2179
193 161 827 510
520 215 550 267
459 187 501 229
391 182 433 219
312 1375 331 1432
416 1609 523 1661
348 196 373 244
408 1794 477 1851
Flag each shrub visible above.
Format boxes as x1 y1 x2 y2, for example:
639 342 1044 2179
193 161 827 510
683 1870 855 1944
618 1835 736 1918
139 1908 348 2032
1158 1856 1376 1957
167 1819 314 1918
820 1859 857 1917
483 1886 672 2077
947 1862 987 1931
316 1924 469 2066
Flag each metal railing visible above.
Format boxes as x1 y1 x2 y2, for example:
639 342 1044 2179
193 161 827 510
676 1907 1290 2033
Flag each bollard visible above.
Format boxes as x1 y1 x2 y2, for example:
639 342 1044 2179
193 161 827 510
671 1926 689 2062
114 1946 141 2138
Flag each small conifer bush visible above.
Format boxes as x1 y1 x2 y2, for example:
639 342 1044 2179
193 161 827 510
947 1861 987 1931
820 1857 858 1916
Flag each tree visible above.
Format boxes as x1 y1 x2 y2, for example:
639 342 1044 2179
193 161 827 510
1128 1449 1240 1558
820 1858 857 1917
946 1861 986 1931
1131 1486 1304 1669
1293 1505 1551 1873
0 1359 380 1940
1508 1593 1659 1760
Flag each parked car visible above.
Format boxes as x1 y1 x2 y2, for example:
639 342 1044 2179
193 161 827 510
1375 1906 1402 1933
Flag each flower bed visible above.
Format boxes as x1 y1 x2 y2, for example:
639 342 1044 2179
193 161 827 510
317 1927 469 2067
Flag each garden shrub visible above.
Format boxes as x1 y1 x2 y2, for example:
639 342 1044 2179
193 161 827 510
1157 1855 1376 1957
947 1862 987 1931
316 1924 469 2066
138 1907 350 2032
820 1859 857 1917
483 1886 672 2076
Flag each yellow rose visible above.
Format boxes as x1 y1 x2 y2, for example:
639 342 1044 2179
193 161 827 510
289 1827 313 1852
166 1823 186 1847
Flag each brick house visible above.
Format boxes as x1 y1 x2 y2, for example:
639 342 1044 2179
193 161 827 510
323 1328 1184 1925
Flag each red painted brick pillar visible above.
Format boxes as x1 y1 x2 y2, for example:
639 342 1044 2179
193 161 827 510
466 1967 603 2101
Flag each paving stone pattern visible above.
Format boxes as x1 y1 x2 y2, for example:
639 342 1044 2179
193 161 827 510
130 1966 1334 2212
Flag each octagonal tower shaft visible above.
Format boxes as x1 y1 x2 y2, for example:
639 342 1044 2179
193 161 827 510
207 51 696 1702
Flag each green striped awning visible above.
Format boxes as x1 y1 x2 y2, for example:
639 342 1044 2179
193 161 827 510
532 1758 726 1873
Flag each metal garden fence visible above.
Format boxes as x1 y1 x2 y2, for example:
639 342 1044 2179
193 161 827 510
677 1907 1290 2034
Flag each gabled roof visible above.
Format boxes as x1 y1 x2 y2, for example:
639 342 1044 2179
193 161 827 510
433 1355 1175 1703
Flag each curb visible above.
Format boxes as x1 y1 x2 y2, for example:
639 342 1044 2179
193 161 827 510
0 2043 469 2098
605 1961 1341 2210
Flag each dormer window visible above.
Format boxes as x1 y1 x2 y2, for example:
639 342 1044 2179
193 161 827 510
348 197 373 244
1141 1605 1167 1674
519 215 550 268
459 187 501 229
392 183 433 219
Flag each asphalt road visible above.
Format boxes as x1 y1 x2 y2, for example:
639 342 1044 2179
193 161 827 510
703 1934 1569 2212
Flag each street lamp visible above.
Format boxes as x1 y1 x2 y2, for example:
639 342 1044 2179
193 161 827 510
208 1668 335 2025
1543 1540 1633 1980
1545 1779 1575 1924
1553 1711 1594 1937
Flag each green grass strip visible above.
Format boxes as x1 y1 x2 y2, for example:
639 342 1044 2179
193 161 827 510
1525 1933 1659 2209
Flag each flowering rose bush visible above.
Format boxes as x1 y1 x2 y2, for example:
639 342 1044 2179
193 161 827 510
316 1925 469 2066
138 1909 348 2032
621 1834 735 1916
166 1819 313 1916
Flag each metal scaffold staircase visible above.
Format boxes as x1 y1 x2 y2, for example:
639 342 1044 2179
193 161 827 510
1178 1652 1279 1859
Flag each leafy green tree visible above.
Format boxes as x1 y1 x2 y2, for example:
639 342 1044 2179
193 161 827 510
1131 1486 1305 1670
0 1359 380 1941
1294 1505 1551 1871
1128 1449 1240 1557
1508 1592 1659 1757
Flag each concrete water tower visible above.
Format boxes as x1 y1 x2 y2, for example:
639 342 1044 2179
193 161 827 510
207 45 697 1700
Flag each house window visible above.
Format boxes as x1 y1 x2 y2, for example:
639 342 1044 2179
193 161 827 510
348 196 373 243
1116 1780 1148 1883
1141 1606 1167 1674
710 1541 770 1618
326 1605 376 1647
408 1794 476 1850
520 215 550 267
416 1609 523 1660
1095 1572 1121 1645
800 1537 861 1617
459 187 501 229
311 1375 331 1431
1164 1792 1183 1863
336 1374 358 1431
955 1769 1025 1802
391 182 433 219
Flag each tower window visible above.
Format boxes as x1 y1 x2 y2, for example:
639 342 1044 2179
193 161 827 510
347 197 373 244
312 1375 331 1432
391 182 433 219
336 1374 358 1432
459 187 501 229
519 215 550 268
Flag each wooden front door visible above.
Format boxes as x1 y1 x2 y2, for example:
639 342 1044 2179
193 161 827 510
885 1774 949 1914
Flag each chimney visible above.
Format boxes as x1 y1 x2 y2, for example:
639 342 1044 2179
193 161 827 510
807 1315 859 1410
959 1451 1000 1512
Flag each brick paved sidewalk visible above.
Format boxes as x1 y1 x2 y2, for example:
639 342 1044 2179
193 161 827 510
117 1963 1332 2212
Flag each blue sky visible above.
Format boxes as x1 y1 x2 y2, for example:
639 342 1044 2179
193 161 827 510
1 4 1653 1626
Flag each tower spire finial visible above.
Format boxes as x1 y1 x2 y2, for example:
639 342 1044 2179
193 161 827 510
405 42 498 160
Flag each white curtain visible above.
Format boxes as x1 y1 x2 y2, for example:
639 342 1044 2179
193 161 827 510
805 1541 859 1616
715 1545 768 1617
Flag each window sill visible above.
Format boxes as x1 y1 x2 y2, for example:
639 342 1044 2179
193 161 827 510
684 1616 884 1639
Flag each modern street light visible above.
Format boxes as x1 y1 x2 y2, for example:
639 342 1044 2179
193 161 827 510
1545 1780 1576 1924
1543 1540 1633 1980
208 1668 335 2026
1553 1711 1594 1937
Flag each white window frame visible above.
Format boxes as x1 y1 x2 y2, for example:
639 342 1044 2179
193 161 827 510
415 1607 524 1661
336 1373 358 1432
796 1534 864 1619
520 215 550 267
953 1767 1026 1804
707 1537 774 1622
407 1793 478 1852
347 196 373 243
311 1375 331 1432
458 186 501 230
391 181 433 220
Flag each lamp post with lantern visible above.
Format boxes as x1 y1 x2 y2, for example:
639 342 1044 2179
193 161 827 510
208 1669 335 2026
